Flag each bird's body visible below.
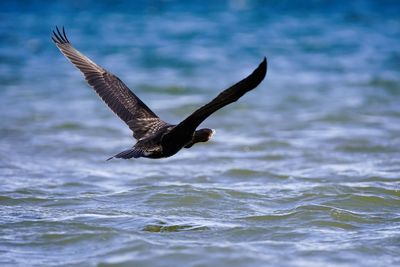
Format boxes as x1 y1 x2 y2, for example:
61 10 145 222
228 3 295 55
52 27 267 160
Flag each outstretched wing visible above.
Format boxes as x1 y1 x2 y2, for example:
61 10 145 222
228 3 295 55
51 27 169 140
163 57 267 141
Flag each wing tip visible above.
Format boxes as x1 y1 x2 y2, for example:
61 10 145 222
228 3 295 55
250 56 267 86
259 56 267 76
51 26 70 45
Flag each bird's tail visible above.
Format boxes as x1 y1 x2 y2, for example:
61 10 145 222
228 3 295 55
106 148 143 161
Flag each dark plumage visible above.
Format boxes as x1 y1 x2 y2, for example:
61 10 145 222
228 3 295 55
52 27 267 160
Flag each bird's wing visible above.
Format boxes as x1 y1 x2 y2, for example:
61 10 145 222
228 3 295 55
51 27 168 140
162 57 267 141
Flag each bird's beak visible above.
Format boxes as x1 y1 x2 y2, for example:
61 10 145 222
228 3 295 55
210 129 216 137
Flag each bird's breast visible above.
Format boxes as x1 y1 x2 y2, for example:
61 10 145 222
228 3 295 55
161 133 193 157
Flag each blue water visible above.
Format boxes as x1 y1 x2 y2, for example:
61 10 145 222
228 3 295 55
1 1 400 266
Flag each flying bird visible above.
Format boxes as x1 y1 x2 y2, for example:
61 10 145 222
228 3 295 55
52 27 267 160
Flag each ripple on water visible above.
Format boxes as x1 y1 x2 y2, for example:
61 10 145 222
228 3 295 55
143 220 210 232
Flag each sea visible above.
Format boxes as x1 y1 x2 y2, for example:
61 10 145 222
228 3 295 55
0 1 399 266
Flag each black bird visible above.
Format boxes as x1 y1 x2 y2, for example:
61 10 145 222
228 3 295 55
52 27 267 160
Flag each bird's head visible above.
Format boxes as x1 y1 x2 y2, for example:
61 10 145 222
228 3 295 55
193 128 216 143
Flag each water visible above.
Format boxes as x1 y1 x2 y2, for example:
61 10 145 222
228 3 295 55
1 0 400 266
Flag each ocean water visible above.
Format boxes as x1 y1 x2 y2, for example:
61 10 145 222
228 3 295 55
1 1 400 266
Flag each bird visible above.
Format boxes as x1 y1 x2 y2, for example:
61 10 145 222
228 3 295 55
51 27 267 160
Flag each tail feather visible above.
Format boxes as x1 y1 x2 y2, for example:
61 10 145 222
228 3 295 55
107 148 143 161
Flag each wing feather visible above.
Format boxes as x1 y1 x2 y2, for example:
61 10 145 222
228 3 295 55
52 27 168 139
163 57 267 141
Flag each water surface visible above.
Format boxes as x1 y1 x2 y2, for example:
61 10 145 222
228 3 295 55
1 1 400 266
